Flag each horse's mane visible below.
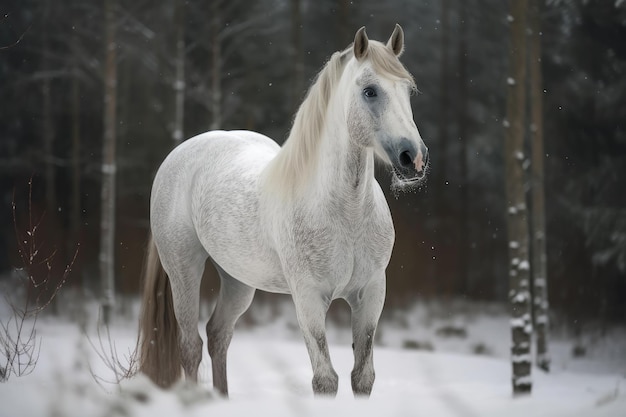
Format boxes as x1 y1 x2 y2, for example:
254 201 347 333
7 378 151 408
263 41 415 197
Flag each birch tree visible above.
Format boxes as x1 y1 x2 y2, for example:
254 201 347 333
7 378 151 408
436 0 452 296
209 1 222 130
42 0 56 217
529 0 550 372
290 0 304 113
456 0 470 294
100 0 118 325
504 0 532 395
172 0 186 146
70 6 82 282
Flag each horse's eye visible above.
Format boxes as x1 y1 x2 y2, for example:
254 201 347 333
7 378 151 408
363 87 377 98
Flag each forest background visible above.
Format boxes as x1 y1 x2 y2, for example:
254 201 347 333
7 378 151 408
0 0 624 329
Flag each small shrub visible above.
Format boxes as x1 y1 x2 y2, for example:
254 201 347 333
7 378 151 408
402 339 434 351
471 342 492 356
1 180 76 382
572 344 587 358
435 324 468 339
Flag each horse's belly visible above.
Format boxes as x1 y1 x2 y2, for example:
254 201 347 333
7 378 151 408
205 209 288 293
215 251 289 294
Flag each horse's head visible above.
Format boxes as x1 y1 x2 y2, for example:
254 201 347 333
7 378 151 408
343 24 429 187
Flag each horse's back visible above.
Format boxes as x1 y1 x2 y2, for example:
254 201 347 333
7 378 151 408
151 130 275 221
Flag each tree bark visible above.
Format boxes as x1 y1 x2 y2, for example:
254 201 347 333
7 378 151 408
437 0 452 297
100 0 117 325
505 0 532 395
42 0 56 215
337 0 351 50
71 26 81 266
41 0 60 316
529 0 550 373
290 0 304 113
209 1 222 130
173 0 185 145
457 0 470 296
439 0 450 184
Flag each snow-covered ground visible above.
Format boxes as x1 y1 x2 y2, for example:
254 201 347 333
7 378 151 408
1 298 625 417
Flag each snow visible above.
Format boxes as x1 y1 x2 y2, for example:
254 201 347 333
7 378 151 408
512 354 533 363
512 292 529 303
101 163 117 174
510 314 531 329
1 301 625 417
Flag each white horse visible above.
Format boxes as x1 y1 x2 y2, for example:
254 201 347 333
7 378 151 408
138 24 429 397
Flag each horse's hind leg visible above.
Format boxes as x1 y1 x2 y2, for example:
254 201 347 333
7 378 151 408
156 229 207 383
206 262 255 396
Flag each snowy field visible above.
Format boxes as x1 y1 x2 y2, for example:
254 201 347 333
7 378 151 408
1 298 625 417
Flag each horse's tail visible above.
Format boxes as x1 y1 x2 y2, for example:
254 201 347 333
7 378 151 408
138 235 182 388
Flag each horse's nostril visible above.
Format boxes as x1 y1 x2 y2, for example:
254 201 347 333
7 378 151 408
399 151 413 167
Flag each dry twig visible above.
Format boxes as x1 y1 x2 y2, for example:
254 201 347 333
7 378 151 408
0 179 77 381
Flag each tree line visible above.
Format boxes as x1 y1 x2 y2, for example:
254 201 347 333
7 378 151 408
0 0 624 328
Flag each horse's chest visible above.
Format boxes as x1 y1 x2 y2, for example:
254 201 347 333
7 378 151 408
289 213 393 288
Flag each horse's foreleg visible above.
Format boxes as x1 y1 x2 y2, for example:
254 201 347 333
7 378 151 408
347 276 386 397
292 291 338 397
206 264 255 397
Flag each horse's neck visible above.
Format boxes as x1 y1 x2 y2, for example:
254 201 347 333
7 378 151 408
314 112 375 207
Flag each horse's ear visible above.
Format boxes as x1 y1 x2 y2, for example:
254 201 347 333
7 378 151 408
353 26 369 61
387 23 405 57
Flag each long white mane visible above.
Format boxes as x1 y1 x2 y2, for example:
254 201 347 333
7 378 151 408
263 40 416 197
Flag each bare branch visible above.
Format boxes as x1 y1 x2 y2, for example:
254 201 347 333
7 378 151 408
1 180 77 382
86 320 139 388
0 24 31 51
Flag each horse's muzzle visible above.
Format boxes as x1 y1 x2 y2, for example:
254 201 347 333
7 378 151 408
393 140 429 183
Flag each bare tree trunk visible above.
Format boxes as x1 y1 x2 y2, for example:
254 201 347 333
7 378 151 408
42 0 56 215
505 0 532 396
71 29 81 265
70 26 85 323
173 0 185 146
41 0 60 316
209 1 222 130
439 0 450 181
336 0 351 50
457 0 470 296
290 0 304 113
436 0 451 297
529 0 550 373
100 0 117 325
